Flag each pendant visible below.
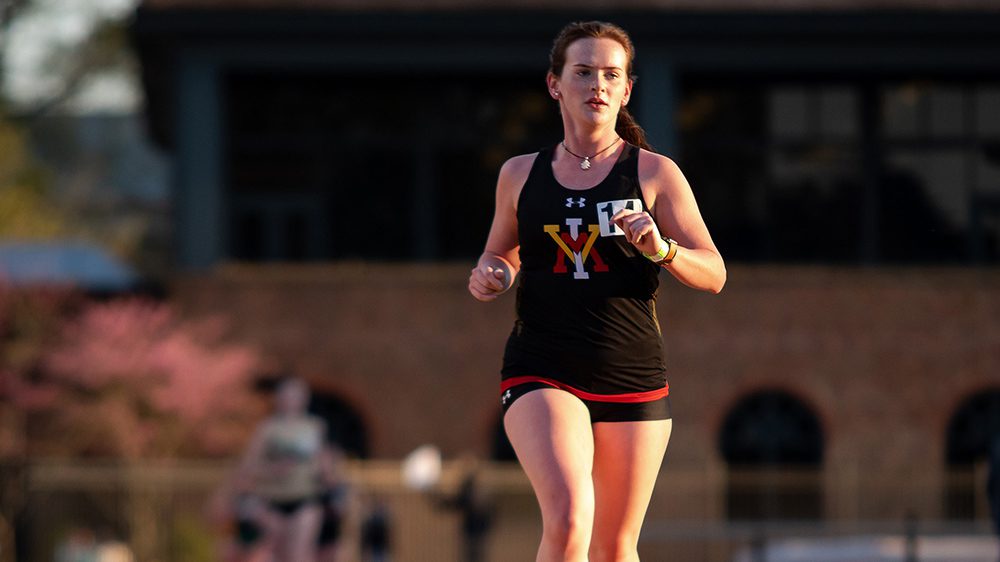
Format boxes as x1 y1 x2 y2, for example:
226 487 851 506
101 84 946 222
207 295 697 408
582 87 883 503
580 157 591 171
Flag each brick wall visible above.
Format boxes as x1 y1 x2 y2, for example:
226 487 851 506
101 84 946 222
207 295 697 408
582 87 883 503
171 263 1000 521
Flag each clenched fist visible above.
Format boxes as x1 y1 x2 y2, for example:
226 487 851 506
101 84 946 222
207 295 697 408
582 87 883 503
469 255 515 302
611 208 666 257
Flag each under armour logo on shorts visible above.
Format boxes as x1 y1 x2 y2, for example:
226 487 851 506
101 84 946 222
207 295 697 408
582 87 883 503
566 197 586 208
502 389 512 405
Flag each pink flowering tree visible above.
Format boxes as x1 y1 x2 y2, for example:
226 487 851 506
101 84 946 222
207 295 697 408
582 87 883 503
0 285 81 561
0 287 265 560
0 282 81 458
24 298 262 459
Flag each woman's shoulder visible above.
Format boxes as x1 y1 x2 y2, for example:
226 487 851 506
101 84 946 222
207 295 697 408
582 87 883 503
496 151 542 202
636 147 680 176
636 147 687 190
499 152 541 181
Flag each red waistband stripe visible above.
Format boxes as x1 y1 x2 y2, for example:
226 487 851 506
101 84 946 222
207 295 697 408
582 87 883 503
500 376 669 403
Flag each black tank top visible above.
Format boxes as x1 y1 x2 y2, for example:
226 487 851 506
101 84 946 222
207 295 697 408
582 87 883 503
501 143 667 395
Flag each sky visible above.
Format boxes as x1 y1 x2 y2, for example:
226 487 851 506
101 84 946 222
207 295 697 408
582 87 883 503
2 0 140 114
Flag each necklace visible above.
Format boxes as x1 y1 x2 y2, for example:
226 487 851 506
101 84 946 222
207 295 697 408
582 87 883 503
561 137 622 171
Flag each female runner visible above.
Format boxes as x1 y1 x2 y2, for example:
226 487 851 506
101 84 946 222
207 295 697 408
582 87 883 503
234 377 340 562
468 21 726 562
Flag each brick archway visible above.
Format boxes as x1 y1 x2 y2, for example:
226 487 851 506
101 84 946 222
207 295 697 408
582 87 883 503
944 388 1000 519
309 391 370 459
719 389 824 520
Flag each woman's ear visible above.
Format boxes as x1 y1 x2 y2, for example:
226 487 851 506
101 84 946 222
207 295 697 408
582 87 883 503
546 72 561 100
622 78 634 107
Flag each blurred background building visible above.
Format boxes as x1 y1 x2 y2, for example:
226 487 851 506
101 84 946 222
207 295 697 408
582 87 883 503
3 0 1000 560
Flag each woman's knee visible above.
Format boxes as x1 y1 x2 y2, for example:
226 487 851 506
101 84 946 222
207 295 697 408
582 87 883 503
541 494 594 547
589 529 640 562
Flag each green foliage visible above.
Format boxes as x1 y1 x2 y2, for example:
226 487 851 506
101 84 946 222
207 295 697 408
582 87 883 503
0 112 65 240
1 9 161 271
0 184 67 239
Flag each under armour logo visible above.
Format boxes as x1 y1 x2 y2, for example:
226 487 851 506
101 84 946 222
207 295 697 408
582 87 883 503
502 389 512 405
565 197 586 208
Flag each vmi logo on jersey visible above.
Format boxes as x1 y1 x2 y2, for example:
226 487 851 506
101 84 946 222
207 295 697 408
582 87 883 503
544 218 607 279
545 198 643 280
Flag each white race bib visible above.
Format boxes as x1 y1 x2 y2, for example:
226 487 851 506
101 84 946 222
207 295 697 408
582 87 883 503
596 198 642 237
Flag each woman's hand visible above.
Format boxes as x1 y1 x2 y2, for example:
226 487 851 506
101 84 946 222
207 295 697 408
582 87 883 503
611 208 666 257
469 255 515 302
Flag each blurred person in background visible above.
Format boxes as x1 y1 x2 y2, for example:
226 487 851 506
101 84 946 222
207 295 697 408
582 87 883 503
360 497 391 562
227 479 280 562
468 20 725 562
435 454 495 562
207 470 272 562
230 377 343 562
317 444 360 562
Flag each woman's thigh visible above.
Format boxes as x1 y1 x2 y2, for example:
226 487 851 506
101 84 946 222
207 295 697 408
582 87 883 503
284 503 323 560
590 419 672 548
503 388 596 518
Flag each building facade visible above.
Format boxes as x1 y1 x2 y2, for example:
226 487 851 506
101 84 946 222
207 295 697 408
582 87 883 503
133 1 1000 553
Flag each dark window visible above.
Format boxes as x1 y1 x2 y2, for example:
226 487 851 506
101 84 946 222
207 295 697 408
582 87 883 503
677 75 1000 264
234 211 265 261
285 212 307 262
224 70 560 262
719 390 824 520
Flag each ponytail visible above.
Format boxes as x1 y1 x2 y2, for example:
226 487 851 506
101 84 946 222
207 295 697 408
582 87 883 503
616 106 651 151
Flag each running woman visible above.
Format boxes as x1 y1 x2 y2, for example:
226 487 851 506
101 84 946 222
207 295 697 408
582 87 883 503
468 21 726 562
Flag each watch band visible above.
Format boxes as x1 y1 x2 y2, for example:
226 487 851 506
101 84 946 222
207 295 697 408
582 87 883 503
660 237 678 265
643 241 669 263
643 237 678 266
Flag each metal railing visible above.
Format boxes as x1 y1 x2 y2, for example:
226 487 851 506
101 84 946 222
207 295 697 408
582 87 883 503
1 460 996 562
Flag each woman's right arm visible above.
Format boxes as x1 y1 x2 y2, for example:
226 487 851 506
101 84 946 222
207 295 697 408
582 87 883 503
468 154 534 302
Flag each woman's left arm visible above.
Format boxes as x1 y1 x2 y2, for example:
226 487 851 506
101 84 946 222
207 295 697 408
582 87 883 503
613 151 726 294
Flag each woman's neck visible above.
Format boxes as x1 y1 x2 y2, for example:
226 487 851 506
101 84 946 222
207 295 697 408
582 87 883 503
561 121 620 155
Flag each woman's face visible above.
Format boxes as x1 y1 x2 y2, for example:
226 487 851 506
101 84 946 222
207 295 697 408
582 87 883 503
276 379 309 415
548 37 633 131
